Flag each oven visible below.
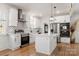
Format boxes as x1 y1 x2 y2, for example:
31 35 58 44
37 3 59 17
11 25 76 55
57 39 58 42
21 33 29 46
15 30 29 47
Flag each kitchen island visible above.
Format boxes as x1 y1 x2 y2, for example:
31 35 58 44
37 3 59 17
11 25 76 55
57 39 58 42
35 34 57 55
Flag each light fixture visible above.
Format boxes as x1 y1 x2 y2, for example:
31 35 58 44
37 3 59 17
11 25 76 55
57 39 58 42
50 3 56 21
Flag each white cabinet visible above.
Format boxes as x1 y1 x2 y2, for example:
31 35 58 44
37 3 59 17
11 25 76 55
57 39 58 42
35 19 40 28
65 15 70 23
50 34 57 53
0 35 9 51
0 4 9 20
9 33 21 50
1 8 9 20
35 34 57 55
35 34 50 55
30 34 35 44
50 15 70 23
9 7 18 26
56 15 70 23
15 33 21 48
61 37 70 43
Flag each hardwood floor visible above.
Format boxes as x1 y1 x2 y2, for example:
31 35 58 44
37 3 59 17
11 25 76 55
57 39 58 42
0 44 36 56
1 43 79 56
52 43 79 56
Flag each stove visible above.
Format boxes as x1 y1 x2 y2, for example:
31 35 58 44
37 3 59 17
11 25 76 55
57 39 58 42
15 30 29 47
21 33 29 47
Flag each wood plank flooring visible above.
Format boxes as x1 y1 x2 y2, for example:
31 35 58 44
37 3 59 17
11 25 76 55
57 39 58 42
1 43 79 56
0 44 36 56
52 43 79 56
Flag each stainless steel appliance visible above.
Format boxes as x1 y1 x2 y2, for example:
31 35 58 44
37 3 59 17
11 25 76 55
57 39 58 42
21 33 29 47
15 30 29 47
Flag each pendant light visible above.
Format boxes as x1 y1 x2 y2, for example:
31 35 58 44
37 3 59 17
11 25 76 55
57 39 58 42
50 3 56 21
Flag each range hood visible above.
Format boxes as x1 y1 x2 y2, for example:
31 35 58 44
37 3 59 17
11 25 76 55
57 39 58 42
18 9 26 22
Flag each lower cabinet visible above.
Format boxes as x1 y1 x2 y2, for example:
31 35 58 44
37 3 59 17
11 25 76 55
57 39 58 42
61 37 70 43
35 34 57 55
30 34 35 44
9 33 21 50
35 35 50 55
0 35 9 51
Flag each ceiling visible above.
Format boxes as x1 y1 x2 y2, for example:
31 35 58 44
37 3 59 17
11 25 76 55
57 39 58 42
8 3 72 17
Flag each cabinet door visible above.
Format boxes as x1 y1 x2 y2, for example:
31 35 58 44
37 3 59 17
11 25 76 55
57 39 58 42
65 15 70 22
30 34 35 44
9 34 16 50
9 34 20 50
15 34 21 46
0 35 8 51
0 5 9 20
9 7 18 26
0 8 3 20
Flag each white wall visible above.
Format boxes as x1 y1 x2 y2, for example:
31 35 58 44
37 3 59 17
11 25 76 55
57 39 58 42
74 20 79 43
70 5 79 43
70 4 79 26
71 13 79 26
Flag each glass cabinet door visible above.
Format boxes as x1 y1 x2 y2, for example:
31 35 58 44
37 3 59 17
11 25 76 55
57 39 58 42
50 23 57 33
0 21 7 34
44 24 48 33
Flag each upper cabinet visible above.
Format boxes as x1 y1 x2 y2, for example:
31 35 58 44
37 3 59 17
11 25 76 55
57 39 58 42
55 15 70 23
0 4 9 20
50 15 70 23
0 4 9 34
9 7 18 26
